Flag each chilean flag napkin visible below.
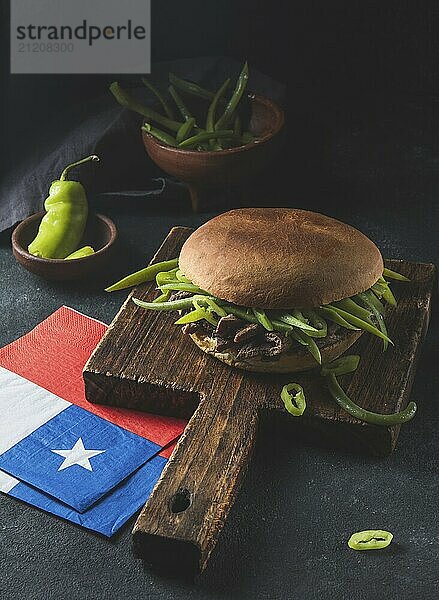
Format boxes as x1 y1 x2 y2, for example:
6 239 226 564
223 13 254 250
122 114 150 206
0 306 186 536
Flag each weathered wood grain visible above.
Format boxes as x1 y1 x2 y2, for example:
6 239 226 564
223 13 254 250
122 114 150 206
83 226 435 573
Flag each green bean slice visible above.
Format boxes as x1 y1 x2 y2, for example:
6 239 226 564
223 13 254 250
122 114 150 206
292 328 322 364
133 294 210 312
327 306 393 345
141 77 175 120
252 308 274 331
110 82 182 132
105 258 179 292
156 268 179 287
348 530 393 550
320 355 360 377
197 297 227 317
355 290 385 315
281 383 306 416
383 267 410 282
220 304 293 334
326 373 417 425
355 292 388 350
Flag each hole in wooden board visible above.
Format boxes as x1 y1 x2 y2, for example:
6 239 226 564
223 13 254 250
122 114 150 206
170 488 192 513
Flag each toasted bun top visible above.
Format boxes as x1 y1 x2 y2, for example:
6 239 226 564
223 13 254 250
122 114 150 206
179 208 384 308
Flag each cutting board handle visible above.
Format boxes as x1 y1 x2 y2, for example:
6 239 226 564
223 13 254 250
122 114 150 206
132 387 259 573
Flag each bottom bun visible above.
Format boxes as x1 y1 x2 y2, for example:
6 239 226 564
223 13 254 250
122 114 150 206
189 329 363 373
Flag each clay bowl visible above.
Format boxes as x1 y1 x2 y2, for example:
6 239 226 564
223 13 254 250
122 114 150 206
142 93 285 211
12 212 118 281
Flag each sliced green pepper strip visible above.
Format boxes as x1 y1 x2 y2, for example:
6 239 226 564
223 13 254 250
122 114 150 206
317 306 360 331
175 269 191 283
332 298 373 323
301 310 328 338
174 307 217 326
133 295 205 311
105 258 179 292
197 297 227 317
383 267 410 282
252 308 274 331
355 292 388 351
379 278 397 307
64 246 95 260
176 117 196 143
274 311 320 332
348 530 393 551
326 306 393 345
293 329 322 364
326 373 417 425
142 123 177 147
169 73 215 101
220 304 293 334
156 267 179 286
178 129 234 148
141 77 175 120
215 62 249 130
192 299 219 326
281 383 306 417
159 282 207 294
110 82 182 132
320 355 360 377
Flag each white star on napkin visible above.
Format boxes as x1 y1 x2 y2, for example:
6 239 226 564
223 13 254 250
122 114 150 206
52 437 105 472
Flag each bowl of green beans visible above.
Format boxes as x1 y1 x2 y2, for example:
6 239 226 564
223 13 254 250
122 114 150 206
110 63 285 211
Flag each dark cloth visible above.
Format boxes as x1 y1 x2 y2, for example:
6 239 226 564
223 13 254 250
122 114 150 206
0 57 285 232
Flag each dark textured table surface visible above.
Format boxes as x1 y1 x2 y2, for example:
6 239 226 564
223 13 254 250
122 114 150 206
1 107 438 599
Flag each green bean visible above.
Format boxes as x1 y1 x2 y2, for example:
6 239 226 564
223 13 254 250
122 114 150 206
105 258 179 292
206 79 230 150
379 277 397 306
325 373 417 425
332 298 373 323
178 129 234 148
141 77 175 120
169 73 215 100
320 355 360 377
215 62 249 130
168 85 193 121
159 282 207 294
274 311 320 332
252 308 273 331
142 124 177 147
383 267 410 282
317 306 360 330
281 383 306 417
348 530 393 551
233 114 242 137
176 117 196 143
327 306 393 345
153 290 171 303
110 82 182 132
174 308 207 325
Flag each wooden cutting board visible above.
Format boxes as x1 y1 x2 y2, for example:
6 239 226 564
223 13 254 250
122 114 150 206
83 226 435 574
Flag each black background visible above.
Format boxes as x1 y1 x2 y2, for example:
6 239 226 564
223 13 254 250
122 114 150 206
1 2 438 599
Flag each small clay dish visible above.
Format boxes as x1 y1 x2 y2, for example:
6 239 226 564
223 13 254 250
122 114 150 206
142 93 285 212
11 212 118 281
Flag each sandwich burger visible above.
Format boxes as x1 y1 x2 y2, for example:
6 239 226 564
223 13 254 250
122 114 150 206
111 208 407 374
